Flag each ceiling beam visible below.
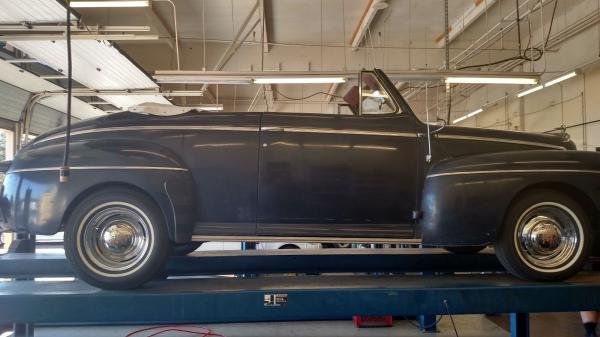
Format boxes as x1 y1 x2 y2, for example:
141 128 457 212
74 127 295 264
260 0 272 53
435 0 498 47
325 83 340 103
350 0 388 50
248 86 264 112
263 84 275 109
200 1 260 101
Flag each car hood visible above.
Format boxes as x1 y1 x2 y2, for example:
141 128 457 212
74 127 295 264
438 125 576 150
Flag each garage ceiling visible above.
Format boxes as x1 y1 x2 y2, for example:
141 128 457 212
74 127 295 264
0 0 536 118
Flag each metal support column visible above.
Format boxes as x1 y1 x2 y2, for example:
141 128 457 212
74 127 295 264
241 241 258 278
419 269 438 332
418 314 438 333
510 313 530 337
12 323 33 337
9 233 36 337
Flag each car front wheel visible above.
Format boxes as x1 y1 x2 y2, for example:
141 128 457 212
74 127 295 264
64 187 171 290
494 189 591 281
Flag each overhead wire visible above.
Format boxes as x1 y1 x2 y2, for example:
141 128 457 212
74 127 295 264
272 88 343 101
456 0 558 71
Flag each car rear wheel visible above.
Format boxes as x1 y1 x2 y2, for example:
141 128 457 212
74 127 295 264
64 187 170 289
494 189 591 281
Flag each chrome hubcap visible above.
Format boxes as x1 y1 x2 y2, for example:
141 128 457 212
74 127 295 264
101 223 136 254
522 216 563 253
81 204 152 273
516 203 580 271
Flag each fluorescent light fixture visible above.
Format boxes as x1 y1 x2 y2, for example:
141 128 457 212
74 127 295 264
517 85 544 98
467 108 483 117
445 76 538 85
544 71 577 88
254 77 346 84
154 76 252 85
453 115 468 124
196 105 224 111
70 1 149 8
453 108 483 124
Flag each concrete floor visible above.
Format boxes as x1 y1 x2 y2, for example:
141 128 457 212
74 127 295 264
26 313 583 337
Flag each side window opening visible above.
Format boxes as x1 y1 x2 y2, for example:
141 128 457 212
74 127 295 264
360 72 398 115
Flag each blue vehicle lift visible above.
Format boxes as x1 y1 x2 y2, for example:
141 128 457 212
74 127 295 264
1 246 600 337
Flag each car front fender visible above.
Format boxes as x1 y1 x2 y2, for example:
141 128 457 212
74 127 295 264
420 150 600 246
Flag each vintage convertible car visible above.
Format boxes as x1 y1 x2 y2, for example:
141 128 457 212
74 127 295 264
1 69 598 289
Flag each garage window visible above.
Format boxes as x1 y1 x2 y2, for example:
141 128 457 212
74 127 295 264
0 129 14 161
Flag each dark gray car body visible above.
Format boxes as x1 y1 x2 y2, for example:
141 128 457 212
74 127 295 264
1 70 599 250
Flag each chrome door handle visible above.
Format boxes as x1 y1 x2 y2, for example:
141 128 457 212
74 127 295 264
261 126 285 132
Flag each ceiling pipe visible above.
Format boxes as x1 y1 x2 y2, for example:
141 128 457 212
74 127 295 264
152 0 180 70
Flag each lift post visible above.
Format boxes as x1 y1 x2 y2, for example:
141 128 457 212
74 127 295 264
510 313 530 337
7 233 36 337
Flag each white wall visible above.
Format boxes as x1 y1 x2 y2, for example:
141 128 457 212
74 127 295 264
451 0 600 151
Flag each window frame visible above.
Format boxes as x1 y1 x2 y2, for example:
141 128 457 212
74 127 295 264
358 70 400 117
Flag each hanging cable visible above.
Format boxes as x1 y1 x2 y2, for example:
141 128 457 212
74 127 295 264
444 300 460 337
456 0 558 70
60 1 73 183
202 0 206 71
272 88 343 101
516 0 523 54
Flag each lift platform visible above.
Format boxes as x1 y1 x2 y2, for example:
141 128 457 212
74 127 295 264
0 248 503 277
1 249 600 337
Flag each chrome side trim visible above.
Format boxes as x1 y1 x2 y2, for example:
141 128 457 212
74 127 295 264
269 126 416 138
191 235 422 245
35 125 260 144
427 169 600 179
438 134 566 150
8 166 189 174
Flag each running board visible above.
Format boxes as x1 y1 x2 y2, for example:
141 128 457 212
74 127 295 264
191 235 422 245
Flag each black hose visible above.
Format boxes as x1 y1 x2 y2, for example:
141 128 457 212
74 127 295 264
516 0 522 55
60 1 72 183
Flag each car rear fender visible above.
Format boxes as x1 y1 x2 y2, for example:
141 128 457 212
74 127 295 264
3 138 195 243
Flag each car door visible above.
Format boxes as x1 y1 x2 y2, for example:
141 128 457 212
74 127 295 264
257 73 420 239
179 112 261 236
